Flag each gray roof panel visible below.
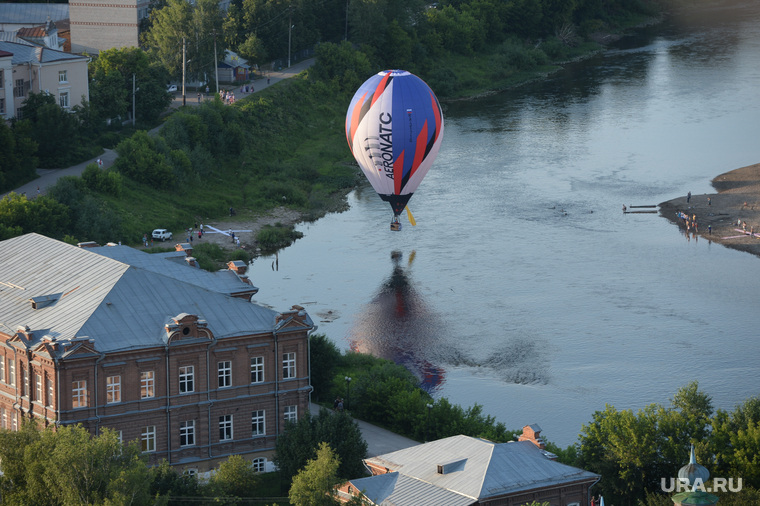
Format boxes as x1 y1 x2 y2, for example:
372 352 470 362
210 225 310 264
90 245 259 297
0 234 282 354
364 435 599 501
0 4 69 24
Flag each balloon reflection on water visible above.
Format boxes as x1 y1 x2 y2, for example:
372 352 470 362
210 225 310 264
348 250 445 392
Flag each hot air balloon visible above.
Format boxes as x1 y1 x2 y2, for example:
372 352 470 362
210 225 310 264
345 70 444 230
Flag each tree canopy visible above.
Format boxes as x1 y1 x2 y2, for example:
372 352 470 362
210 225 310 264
274 408 368 482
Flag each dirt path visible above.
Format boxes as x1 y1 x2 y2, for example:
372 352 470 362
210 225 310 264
659 162 760 257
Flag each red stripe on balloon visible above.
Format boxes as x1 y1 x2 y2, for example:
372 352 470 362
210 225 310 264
347 92 368 149
431 91 442 142
393 150 405 194
370 71 392 108
409 120 429 179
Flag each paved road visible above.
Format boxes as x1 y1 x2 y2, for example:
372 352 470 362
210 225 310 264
310 403 418 458
3 58 315 200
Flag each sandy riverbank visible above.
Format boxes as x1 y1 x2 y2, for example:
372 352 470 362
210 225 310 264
177 207 303 253
659 162 760 257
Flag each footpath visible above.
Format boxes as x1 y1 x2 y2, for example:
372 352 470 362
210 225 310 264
309 403 418 457
3 58 315 200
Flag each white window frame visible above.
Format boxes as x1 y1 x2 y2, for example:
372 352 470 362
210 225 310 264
284 405 297 423
46 377 53 406
21 365 28 397
180 420 195 447
141 370 155 398
218 360 232 388
8 359 15 386
282 352 296 379
72 379 87 408
179 365 194 394
106 375 121 404
252 457 266 473
1 408 6 429
142 426 156 452
58 91 69 109
0 359 4 383
35 373 42 402
219 414 233 441
250 356 264 383
252 409 266 436
58 70 68 83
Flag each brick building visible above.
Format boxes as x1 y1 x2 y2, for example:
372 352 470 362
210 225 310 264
69 0 151 54
0 233 314 473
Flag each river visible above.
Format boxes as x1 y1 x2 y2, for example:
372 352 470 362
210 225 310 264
250 2 760 446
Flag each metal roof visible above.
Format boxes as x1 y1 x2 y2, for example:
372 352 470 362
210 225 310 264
0 40 86 64
0 4 69 24
364 435 599 501
0 234 284 354
90 245 259 297
350 472 474 506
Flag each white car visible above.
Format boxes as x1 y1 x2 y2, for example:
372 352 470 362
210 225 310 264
166 84 178 93
152 229 173 241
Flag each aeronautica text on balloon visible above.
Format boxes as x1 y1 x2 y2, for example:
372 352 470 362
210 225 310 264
378 112 394 178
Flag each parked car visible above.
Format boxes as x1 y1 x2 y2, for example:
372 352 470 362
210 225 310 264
152 229 173 241
166 84 178 93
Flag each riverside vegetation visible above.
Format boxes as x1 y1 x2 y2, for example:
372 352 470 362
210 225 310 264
0 0 675 252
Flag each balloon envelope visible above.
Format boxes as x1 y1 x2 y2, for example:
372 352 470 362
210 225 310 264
346 70 444 216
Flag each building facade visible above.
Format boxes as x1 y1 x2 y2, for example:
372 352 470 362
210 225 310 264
0 40 89 119
69 0 150 54
0 234 313 473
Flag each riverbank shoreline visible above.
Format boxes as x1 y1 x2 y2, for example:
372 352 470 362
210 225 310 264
659 162 760 257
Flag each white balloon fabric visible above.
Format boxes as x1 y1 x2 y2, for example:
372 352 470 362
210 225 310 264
346 70 444 217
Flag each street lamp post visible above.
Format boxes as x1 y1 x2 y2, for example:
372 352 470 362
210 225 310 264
345 376 352 411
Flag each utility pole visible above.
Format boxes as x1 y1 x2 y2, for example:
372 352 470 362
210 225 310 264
132 73 136 126
213 31 219 94
287 7 292 68
182 37 186 106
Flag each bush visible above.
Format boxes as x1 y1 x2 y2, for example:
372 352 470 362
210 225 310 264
256 224 303 252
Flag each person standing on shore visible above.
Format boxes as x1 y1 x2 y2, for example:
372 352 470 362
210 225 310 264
687 191 691 203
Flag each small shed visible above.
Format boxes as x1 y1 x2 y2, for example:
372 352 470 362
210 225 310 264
217 50 251 83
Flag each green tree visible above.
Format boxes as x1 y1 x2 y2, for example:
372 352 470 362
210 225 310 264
289 442 341 506
113 130 176 188
0 119 37 192
0 192 71 239
309 333 341 402
90 46 172 123
709 396 760 489
207 454 261 499
150 459 200 499
145 0 224 82
16 92 84 168
274 408 367 482
0 423 152 504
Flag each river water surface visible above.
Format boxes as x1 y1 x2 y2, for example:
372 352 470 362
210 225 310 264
251 3 760 446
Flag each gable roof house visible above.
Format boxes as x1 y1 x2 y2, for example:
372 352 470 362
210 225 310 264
0 40 89 119
0 4 70 52
338 431 599 506
0 233 314 473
